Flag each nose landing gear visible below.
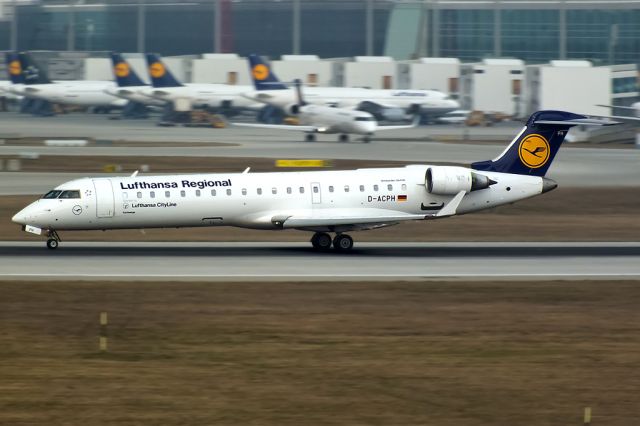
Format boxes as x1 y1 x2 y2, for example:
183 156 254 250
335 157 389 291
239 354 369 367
46 230 61 250
310 232 354 252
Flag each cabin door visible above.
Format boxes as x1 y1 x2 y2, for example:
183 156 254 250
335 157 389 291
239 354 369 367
310 182 321 204
93 179 115 218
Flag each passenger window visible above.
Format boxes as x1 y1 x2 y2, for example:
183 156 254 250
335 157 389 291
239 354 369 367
165 191 170 198
42 190 62 199
242 188 247 196
211 189 216 196
196 190 201 197
359 185 364 192
226 189 231 196
374 185 379 191
387 184 393 191
299 187 305 194
59 190 81 199
180 190 186 197
150 191 155 198
286 187 292 194
272 187 277 194
401 184 407 191
137 192 142 199
329 186 334 193
257 188 262 195
344 185 349 192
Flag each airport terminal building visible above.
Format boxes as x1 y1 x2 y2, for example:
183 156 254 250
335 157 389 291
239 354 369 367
1 0 639 65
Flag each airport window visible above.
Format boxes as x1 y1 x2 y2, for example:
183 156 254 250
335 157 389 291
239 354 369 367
180 190 186 197
299 187 305 194
272 187 277 194
226 189 232 196
211 189 216 196
387 184 393 191
196 190 201 197
373 185 379 192
137 192 142 199
165 191 170 198
59 190 81 199
150 191 155 198
359 185 364 192
329 186 334 193
257 188 262 195
287 187 292 194
344 185 350 192
42 190 62 199
242 188 247 196
401 184 407 191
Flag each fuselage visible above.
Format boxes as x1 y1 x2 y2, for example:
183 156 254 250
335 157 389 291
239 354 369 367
11 81 126 107
12 165 546 233
298 104 377 135
145 83 260 109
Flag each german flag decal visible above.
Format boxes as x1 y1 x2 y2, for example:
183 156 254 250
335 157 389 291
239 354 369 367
398 195 407 201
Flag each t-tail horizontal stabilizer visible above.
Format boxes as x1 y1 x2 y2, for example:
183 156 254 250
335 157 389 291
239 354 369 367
471 110 614 177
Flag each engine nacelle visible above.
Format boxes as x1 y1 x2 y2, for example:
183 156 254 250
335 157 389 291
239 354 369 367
426 166 494 195
287 104 301 115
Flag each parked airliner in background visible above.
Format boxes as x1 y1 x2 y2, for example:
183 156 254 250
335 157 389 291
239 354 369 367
103 52 164 107
143 53 260 113
243 54 459 121
12 111 612 252
234 78 417 142
7 52 126 110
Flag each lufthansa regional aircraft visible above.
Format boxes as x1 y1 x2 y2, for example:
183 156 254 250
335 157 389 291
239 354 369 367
12 111 611 251
244 54 459 121
234 78 417 142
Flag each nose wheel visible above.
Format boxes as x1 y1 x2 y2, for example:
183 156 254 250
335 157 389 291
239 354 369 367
310 232 354 252
46 230 61 250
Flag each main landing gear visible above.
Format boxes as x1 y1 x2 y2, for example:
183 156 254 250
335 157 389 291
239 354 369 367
310 232 354 252
46 230 61 250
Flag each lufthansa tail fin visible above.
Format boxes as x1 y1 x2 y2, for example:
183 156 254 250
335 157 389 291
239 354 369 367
5 52 23 84
110 52 146 87
247 54 287 91
18 52 52 85
144 53 183 88
471 110 610 177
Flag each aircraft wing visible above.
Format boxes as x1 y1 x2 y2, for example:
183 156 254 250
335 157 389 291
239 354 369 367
275 210 428 229
232 122 319 132
596 104 639 112
375 116 420 131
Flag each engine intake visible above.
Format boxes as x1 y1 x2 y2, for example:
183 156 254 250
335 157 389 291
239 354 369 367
426 166 495 195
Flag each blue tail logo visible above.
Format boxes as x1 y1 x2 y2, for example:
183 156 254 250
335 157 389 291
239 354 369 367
471 110 601 177
145 53 183 88
247 54 287 90
5 52 23 84
110 53 146 87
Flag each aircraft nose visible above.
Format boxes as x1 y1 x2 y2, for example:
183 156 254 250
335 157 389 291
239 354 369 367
12 209 28 225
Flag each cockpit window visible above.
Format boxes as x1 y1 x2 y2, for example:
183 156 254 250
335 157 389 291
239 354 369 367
355 117 375 122
42 190 62 199
59 190 81 199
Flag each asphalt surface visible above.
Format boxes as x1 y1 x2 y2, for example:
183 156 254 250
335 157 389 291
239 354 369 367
1 242 638 281
0 113 638 193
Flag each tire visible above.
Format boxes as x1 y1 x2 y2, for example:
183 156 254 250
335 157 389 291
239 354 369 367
46 239 59 250
311 232 332 250
333 234 353 251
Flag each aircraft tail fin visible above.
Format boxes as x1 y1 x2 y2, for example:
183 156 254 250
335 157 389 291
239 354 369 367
144 53 183 88
18 52 52 85
247 54 287 91
471 110 610 177
5 52 23 84
110 52 146 87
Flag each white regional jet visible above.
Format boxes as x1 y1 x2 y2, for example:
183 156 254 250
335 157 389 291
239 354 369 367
244 54 460 121
12 111 611 252
234 79 417 142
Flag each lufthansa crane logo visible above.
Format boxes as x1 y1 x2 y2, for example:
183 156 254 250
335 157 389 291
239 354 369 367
252 64 269 81
8 60 21 76
114 62 130 78
518 134 550 169
149 62 165 78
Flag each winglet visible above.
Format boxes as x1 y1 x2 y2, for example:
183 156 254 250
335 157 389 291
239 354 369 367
435 190 465 217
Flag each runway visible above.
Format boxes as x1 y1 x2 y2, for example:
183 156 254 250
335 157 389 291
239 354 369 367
1 241 638 281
